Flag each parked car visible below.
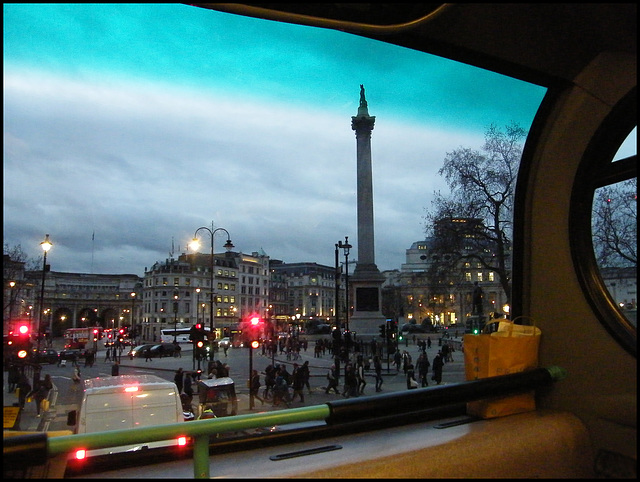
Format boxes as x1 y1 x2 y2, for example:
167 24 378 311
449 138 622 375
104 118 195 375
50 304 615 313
32 348 59 364
149 343 177 358
128 343 156 358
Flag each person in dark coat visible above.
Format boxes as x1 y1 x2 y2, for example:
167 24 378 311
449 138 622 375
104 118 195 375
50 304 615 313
174 368 184 394
432 351 444 385
17 373 31 409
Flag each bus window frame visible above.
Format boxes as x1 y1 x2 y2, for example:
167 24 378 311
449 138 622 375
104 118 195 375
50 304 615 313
569 87 637 357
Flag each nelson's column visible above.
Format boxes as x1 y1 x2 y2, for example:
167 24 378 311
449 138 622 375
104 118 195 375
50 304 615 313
349 85 386 337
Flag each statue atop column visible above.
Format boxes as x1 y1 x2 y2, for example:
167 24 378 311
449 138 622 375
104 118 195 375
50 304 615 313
359 84 367 108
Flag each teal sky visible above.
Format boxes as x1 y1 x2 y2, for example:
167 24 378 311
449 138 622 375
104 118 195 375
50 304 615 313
4 3 547 274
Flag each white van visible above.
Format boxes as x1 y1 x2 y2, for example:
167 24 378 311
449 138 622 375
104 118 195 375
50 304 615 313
68 374 184 459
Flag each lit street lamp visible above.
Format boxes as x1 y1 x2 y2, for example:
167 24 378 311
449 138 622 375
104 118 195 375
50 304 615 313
8 281 16 323
337 236 352 333
195 288 201 325
130 292 136 340
37 234 52 352
190 222 234 357
173 290 179 343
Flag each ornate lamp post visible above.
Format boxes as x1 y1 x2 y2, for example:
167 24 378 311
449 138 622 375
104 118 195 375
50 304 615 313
190 223 234 342
37 234 52 352
337 236 352 332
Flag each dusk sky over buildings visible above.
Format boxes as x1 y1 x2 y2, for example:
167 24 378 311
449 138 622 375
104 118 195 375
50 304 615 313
4 3 549 275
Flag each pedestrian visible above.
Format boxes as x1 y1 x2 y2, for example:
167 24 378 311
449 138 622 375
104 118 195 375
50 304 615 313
17 373 32 409
417 352 430 387
111 361 120 376
8 363 19 393
343 364 358 398
104 347 111 362
144 347 152 362
407 363 418 389
373 355 383 392
250 369 264 406
441 342 450 363
72 366 81 384
183 372 194 402
427 336 432 349
264 364 276 399
356 356 366 395
325 364 340 394
291 363 305 403
273 369 291 407
174 343 182 358
30 377 51 416
300 360 311 395
393 350 402 371
432 351 444 385
173 368 184 394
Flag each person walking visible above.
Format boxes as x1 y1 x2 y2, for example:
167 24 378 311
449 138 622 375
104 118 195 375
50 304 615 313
144 347 152 362
104 347 111 362
183 372 194 403
174 368 184 394
250 369 264 406
325 364 340 394
291 363 305 403
30 376 52 416
17 373 31 409
406 363 418 389
373 355 383 392
300 360 311 395
417 352 430 387
8 363 19 393
356 356 367 395
432 351 444 385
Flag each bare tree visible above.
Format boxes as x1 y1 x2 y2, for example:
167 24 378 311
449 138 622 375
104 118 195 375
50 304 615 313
423 122 526 303
592 178 637 267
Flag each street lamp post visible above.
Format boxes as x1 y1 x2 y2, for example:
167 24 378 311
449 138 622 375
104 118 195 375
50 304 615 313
173 290 180 343
337 237 352 332
190 223 234 358
334 244 340 331
37 234 52 352
195 288 201 325
130 292 136 340
8 281 16 324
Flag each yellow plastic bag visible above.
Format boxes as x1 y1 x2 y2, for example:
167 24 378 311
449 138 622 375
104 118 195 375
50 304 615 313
464 317 541 418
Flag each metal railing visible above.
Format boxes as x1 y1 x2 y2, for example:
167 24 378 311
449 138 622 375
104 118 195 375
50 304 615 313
4 367 566 479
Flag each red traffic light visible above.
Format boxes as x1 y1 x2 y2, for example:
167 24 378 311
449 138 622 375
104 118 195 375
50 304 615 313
250 316 261 326
18 324 29 335
195 323 202 330
196 341 204 348
250 340 260 349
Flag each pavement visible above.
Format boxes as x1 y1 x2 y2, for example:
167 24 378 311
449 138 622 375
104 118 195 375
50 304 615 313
3 335 466 433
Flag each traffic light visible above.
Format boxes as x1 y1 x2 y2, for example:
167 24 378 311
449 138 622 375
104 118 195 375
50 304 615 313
93 329 99 342
196 340 205 360
248 316 262 348
379 324 386 339
190 324 206 343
